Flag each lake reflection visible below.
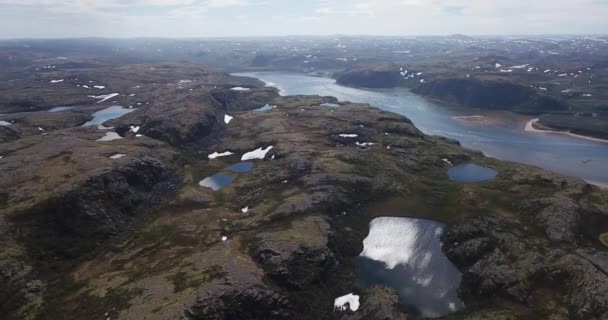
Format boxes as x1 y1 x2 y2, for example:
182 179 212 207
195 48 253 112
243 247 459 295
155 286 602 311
357 217 464 318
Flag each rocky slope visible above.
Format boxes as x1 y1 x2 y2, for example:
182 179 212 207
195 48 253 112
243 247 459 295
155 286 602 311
0 61 607 320
336 63 403 88
413 78 569 114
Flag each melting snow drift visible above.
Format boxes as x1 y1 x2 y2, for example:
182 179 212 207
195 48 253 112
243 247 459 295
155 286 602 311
208 151 234 160
89 93 119 104
334 294 360 312
96 132 122 142
241 146 273 161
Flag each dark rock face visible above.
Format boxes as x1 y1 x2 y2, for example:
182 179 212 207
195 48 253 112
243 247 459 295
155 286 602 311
0 130 180 316
110 94 223 145
336 63 402 88
18 156 178 258
0 259 45 316
188 287 290 320
413 78 568 114
253 216 337 289
341 287 408 320
0 125 20 143
210 87 279 112
444 215 608 319
187 257 291 320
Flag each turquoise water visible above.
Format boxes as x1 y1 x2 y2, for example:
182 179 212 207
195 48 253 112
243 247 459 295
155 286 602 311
255 104 274 112
235 72 608 185
320 102 340 108
82 106 134 126
448 163 498 182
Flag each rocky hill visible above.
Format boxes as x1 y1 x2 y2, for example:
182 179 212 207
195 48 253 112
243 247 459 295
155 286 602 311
0 62 607 320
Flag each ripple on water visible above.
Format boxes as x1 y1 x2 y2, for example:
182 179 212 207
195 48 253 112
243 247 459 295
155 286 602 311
356 217 464 318
448 163 497 182
199 173 235 191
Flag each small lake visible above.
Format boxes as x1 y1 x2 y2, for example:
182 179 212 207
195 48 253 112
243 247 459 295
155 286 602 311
320 102 340 108
199 173 235 191
82 106 134 126
227 162 254 173
357 217 464 318
234 72 608 185
48 106 76 112
255 104 274 112
448 163 498 182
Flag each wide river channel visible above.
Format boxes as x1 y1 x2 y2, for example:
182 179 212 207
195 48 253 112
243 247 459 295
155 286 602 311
236 71 608 186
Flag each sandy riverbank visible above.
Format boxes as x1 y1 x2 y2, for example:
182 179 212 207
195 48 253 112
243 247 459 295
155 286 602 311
525 118 608 144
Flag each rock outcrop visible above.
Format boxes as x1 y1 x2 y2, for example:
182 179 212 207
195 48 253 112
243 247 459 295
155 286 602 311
413 78 569 114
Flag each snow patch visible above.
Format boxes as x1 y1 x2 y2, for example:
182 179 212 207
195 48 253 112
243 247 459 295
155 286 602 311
208 151 234 160
96 132 122 142
0 120 12 126
89 93 119 104
339 134 358 138
224 114 234 124
230 87 250 91
334 294 360 312
109 154 126 159
355 142 375 147
50 79 64 83
241 146 273 161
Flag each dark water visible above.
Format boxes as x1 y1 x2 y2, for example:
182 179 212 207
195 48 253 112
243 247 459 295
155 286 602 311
227 162 254 173
448 163 498 182
357 217 464 318
199 173 235 191
82 106 134 126
235 72 608 185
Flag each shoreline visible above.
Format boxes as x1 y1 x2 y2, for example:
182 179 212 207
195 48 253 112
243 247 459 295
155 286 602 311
524 118 608 144
586 180 608 190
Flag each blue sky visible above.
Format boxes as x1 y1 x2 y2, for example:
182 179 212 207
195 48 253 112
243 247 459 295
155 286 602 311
1 0 607 38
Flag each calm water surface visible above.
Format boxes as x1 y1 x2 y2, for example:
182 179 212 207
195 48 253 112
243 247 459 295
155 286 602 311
82 106 134 126
235 72 608 184
357 217 463 318
448 163 498 182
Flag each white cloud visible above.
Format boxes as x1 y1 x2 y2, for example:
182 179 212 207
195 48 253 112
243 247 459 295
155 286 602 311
0 0 607 37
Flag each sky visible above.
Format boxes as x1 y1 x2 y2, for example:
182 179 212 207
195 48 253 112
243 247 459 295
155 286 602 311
0 0 607 38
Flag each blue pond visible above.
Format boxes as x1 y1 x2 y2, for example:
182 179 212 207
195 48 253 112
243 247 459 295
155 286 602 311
227 162 254 173
255 104 274 112
448 163 497 182
48 106 76 112
320 102 340 108
199 173 235 191
82 106 134 126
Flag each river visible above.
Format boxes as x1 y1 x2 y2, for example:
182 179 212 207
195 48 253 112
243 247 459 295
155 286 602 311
234 72 608 186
